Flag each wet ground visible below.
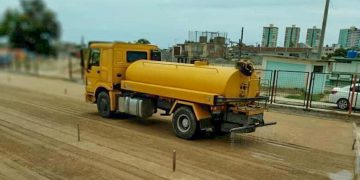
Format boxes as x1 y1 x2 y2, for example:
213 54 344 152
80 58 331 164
0 72 355 179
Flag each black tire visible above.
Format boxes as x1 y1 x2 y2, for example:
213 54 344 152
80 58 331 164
97 91 113 118
172 106 199 140
337 98 349 110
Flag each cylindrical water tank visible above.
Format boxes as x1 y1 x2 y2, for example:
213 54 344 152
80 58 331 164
124 60 259 98
347 50 358 58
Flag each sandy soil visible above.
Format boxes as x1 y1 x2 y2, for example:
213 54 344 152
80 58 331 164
0 72 355 179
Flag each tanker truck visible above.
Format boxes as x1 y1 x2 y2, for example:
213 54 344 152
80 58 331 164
82 42 276 139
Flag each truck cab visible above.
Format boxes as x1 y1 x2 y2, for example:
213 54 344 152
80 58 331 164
83 42 160 105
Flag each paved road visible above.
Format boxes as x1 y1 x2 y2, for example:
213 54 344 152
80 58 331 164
0 73 355 179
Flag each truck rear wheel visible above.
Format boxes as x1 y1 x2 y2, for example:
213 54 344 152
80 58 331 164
172 106 198 139
97 91 113 118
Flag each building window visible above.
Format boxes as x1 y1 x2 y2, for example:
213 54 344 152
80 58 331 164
289 53 300 57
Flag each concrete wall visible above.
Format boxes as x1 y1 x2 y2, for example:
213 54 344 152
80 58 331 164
261 56 328 94
266 61 308 91
333 62 360 74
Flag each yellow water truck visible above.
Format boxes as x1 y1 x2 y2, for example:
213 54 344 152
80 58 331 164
83 42 275 139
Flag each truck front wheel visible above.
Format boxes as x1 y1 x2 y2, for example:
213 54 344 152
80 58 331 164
97 91 112 118
172 106 198 139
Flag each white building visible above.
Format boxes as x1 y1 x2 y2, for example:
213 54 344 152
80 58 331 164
306 26 321 49
262 24 279 48
284 25 301 48
338 26 360 48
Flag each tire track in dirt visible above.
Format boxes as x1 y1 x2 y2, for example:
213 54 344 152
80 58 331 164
0 119 161 180
0 112 199 180
0 99 276 179
0 87 348 179
0 85 354 179
0 152 49 180
0 95 295 169
0 94 240 179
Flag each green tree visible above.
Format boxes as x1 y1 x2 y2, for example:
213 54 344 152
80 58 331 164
136 38 151 44
333 48 347 57
0 0 61 55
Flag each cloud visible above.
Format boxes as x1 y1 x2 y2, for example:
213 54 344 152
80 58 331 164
159 0 320 10
0 0 359 47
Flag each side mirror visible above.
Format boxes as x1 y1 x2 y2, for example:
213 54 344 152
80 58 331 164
81 48 91 72
151 50 161 61
87 63 92 72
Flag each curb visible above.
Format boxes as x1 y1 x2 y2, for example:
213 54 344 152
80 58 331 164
268 103 360 122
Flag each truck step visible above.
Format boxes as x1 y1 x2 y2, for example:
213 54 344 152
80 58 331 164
160 113 171 116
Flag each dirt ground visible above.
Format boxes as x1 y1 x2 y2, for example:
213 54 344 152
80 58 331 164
0 72 355 179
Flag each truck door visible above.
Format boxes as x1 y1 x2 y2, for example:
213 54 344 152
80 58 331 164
100 48 112 83
86 49 101 93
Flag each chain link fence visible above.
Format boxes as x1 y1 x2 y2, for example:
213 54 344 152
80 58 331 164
352 75 360 113
309 73 354 111
254 69 273 97
260 70 360 114
273 70 310 107
0 50 83 83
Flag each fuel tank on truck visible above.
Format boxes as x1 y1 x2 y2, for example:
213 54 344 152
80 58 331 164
123 60 259 99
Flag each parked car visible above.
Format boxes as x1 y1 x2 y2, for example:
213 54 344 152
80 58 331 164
329 84 360 110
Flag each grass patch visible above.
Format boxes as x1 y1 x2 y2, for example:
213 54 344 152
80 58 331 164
310 94 326 101
285 94 305 100
285 93 326 101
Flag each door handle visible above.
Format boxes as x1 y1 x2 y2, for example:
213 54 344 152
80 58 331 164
116 73 122 77
97 70 100 74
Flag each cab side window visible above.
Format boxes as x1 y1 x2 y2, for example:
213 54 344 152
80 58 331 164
151 50 161 61
89 49 100 67
127 51 147 63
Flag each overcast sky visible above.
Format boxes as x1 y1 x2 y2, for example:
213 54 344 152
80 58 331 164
1 0 359 48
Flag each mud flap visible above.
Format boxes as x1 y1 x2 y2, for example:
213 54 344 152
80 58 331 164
199 118 214 131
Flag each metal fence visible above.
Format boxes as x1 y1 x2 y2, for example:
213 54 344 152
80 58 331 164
0 55 83 82
353 77 360 113
308 73 354 111
259 70 360 115
273 70 310 107
254 69 273 97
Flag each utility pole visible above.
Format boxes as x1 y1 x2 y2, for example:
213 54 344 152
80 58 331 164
81 35 85 48
239 27 244 59
318 0 330 59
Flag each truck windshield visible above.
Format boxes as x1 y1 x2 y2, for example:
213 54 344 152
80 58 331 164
127 51 147 63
